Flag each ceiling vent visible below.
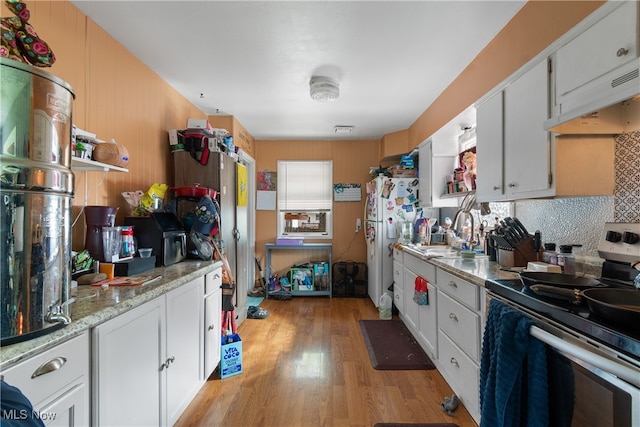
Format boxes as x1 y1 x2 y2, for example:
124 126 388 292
334 125 353 135
310 76 339 102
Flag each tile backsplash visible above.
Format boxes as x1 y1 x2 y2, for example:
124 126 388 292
514 130 639 258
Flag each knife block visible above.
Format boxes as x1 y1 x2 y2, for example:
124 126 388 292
498 236 540 267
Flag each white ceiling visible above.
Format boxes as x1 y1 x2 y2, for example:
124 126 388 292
71 1 526 141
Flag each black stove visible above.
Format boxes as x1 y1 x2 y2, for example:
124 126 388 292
486 222 640 362
485 277 640 361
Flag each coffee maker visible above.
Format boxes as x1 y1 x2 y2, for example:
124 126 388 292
84 206 118 262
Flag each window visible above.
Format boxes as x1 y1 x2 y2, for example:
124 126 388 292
277 160 332 238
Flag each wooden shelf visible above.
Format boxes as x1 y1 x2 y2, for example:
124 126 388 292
71 157 128 173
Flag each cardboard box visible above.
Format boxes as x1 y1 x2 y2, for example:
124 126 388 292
168 129 179 145
187 118 211 131
220 336 242 379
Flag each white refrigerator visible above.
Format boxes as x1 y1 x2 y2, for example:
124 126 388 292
365 176 437 307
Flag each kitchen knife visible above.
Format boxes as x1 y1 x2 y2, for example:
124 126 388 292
533 230 542 261
505 217 526 240
513 217 530 238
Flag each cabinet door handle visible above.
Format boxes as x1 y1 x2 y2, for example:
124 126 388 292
492 186 500 191
208 324 215 331
160 356 176 371
449 313 458 321
450 357 459 367
31 357 67 379
617 47 629 57
448 281 457 288
508 182 517 188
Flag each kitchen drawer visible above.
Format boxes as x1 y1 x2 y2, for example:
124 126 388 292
437 291 480 361
437 269 479 310
438 329 480 418
404 252 436 283
393 247 404 263
2 332 89 407
393 260 404 292
394 286 404 314
205 267 223 295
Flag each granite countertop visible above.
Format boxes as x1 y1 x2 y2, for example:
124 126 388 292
0 260 223 370
400 245 521 286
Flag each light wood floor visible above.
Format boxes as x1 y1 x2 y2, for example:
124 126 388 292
175 297 479 427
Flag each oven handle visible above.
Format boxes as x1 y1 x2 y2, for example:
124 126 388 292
530 325 640 388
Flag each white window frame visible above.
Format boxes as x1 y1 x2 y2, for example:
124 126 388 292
277 160 333 239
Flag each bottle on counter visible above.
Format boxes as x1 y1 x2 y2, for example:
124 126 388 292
557 245 576 274
572 244 585 276
542 243 558 265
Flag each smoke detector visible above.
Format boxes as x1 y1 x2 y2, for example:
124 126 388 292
310 76 339 102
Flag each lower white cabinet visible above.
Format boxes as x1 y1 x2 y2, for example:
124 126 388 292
392 248 405 314
92 277 204 426
204 267 223 379
435 268 482 423
166 278 205 426
2 332 90 427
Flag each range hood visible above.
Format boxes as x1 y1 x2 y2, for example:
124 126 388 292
545 58 640 134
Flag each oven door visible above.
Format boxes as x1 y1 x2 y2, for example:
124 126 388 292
487 293 640 427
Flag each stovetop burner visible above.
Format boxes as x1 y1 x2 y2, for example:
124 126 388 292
485 278 640 361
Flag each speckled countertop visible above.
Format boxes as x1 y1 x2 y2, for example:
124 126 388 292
0 260 223 370
400 245 522 285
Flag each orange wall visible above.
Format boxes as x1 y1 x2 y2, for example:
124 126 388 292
254 140 379 271
3 0 604 260
1 1 207 249
408 1 604 148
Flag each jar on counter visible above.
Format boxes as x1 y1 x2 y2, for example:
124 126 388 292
572 244 585 276
557 245 575 274
542 243 558 265
120 226 136 257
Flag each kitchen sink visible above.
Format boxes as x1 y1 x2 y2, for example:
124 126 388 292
405 245 461 258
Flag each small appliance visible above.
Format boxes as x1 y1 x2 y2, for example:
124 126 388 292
124 213 186 267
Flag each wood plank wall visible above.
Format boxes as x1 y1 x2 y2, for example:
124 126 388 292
1 1 207 250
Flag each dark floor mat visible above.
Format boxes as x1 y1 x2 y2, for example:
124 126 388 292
359 319 435 370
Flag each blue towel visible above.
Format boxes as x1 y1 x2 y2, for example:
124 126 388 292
479 299 549 427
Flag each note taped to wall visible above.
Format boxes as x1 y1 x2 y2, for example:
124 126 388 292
257 190 276 210
333 183 361 202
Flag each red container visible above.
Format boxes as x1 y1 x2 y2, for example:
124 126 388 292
171 185 218 199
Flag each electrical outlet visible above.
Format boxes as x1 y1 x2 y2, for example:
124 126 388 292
356 218 361 232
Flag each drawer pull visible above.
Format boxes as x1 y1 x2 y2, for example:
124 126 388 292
450 357 459 367
448 281 457 288
31 357 67 379
449 313 458 321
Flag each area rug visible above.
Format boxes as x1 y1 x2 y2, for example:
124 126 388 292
359 320 435 370
373 423 458 427
247 295 264 307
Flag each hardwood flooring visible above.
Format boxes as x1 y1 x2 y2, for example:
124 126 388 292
175 297 479 427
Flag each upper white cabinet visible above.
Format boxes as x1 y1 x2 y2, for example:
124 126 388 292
476 58 551 201
418 141 458 207
475 91 504 201
553 1 638 118
503 59 551 198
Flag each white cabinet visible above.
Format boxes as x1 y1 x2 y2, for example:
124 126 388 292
553 0 638 119
166 279 205 426
476 58 552 201
2 332 90 427
92 277 204 426
204 267 223 379
403 253 438 360
475 91 504 201
92 296 165 426
392 247 404 314
435 269 482 423
417 140 459 208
